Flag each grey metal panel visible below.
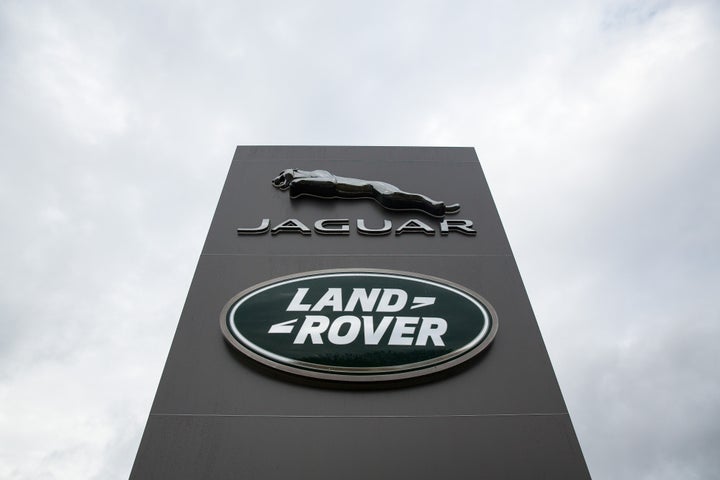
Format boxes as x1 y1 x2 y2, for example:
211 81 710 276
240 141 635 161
132 146 590 478
131 415 590 480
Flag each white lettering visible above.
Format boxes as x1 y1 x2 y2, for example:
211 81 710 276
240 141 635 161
327 315 361 345
345 288 381 312
293 315 330 344
290 315 447 346
415 317 447 346
388 317 419 345
287 288 312 311
376 289 408 312
311 288 344 311
362 315 394 345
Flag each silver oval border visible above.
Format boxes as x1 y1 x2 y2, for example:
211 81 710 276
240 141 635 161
219 268 498 382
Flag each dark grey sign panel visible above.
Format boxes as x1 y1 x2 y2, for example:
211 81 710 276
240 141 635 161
131 146 590 479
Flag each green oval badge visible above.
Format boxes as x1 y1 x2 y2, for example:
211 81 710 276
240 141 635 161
220 269 498 382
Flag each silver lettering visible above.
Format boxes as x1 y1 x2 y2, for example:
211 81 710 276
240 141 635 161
314 218 350 235
237 219 270 235
395 219 435 236
271 218 311 235
440 219 476 236
357 219 392 236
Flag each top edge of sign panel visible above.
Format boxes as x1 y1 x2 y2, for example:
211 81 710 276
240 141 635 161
201 146 512 256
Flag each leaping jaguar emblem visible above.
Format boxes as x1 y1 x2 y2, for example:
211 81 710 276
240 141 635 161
272 169 460 218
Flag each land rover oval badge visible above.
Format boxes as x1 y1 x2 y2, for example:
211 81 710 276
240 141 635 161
220 269 498 382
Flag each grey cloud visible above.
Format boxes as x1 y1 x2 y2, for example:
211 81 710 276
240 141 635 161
1 1 718 478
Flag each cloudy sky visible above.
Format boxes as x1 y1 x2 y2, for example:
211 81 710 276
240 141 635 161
1 0 718 478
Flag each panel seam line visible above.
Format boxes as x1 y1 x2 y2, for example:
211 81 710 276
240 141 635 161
149 413 569 418
200 253 513 257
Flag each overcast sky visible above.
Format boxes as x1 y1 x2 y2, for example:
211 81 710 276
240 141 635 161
1 1 719 478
